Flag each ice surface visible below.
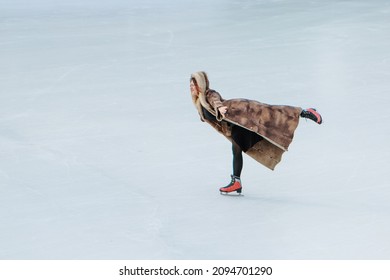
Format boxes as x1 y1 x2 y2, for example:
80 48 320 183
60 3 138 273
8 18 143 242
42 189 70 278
1 0 390 259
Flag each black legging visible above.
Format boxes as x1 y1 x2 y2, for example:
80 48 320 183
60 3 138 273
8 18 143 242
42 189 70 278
232 141 243 177
201 106 260 178
231 124 263 178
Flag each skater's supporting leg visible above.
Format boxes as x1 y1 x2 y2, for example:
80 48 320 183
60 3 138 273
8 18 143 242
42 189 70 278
232 141 243 177
219 142 243 194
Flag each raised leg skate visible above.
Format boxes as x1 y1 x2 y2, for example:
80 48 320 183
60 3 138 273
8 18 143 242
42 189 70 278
301 108 323 124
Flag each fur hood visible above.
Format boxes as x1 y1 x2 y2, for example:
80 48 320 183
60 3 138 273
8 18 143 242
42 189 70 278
191 71 216 122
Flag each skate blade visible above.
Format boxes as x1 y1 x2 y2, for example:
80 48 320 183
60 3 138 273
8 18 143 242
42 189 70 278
220 191 243 196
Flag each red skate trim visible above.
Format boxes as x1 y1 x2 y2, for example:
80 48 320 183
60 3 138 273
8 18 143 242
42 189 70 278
307 108 322 124
219 181 242 193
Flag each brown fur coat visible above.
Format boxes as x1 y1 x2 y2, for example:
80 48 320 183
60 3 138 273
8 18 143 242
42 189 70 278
191 72 302 170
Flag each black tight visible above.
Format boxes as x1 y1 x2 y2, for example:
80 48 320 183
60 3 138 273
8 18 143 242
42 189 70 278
232 141 243 177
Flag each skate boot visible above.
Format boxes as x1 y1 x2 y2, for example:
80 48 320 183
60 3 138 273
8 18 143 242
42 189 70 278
220 175 242 194
300 108 323 124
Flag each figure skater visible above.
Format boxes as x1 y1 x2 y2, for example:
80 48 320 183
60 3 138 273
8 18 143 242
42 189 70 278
190 71 322 194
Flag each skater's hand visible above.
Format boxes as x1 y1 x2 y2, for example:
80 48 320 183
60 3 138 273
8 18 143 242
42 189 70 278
218 106 228 117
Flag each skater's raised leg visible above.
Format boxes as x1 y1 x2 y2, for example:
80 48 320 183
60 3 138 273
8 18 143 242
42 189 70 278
300 108 323 124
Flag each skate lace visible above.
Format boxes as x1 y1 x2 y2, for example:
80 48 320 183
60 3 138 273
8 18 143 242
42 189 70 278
222 176 235 189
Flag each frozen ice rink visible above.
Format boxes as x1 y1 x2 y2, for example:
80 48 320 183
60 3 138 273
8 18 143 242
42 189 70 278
1 0 390 259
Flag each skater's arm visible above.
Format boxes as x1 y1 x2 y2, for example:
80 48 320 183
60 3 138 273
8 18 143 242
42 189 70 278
207 90 227 121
